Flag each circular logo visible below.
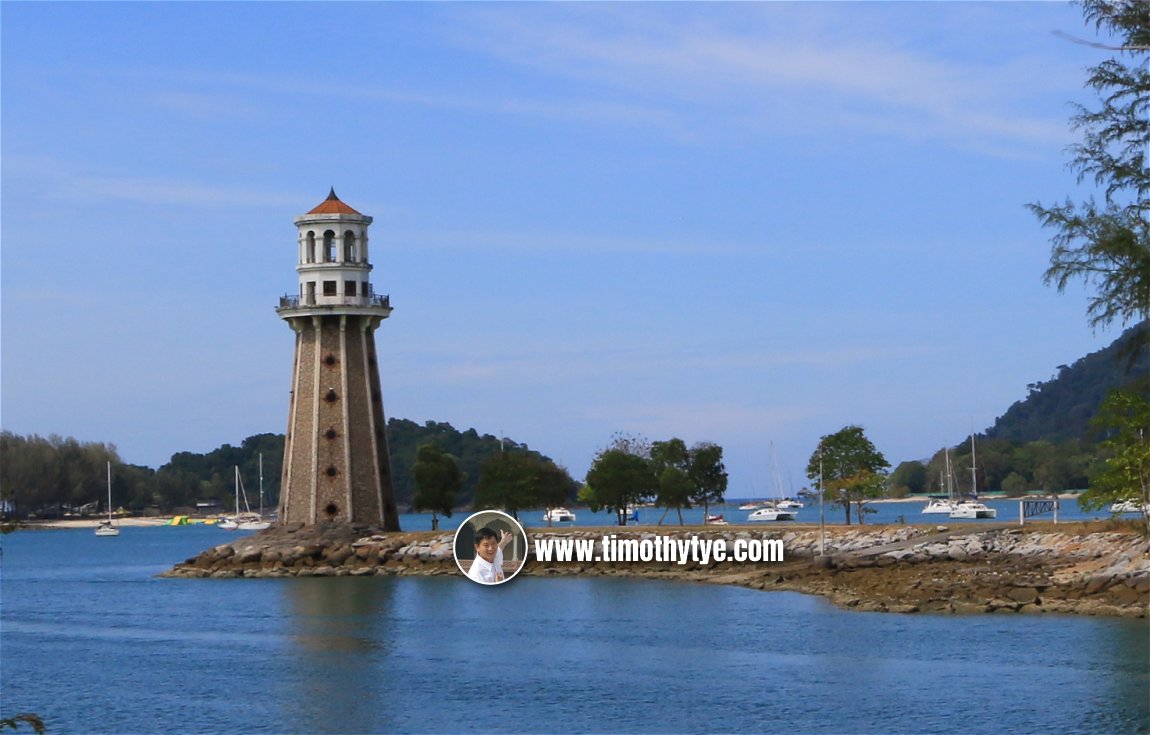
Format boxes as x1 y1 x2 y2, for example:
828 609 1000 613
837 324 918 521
454 510 528 585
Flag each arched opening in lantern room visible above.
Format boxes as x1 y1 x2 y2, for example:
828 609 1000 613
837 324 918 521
343 230 356 262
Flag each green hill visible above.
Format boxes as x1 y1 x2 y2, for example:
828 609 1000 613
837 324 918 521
983 321 1147 443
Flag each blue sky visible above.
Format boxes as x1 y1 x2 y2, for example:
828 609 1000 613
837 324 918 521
1 1 1123 497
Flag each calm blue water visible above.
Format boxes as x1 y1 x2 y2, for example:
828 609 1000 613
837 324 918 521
406 497 1106 532
2 527 1147 735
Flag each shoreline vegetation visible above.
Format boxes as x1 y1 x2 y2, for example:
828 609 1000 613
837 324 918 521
142 519 1150 619
12 492 1087 531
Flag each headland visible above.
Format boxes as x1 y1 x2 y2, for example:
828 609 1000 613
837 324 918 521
159 521 1149 618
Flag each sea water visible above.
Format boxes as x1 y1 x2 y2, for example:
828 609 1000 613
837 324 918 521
1 527 1146 735
407 496 1111 532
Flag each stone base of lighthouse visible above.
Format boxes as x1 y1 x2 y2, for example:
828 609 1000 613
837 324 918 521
279 313 400 530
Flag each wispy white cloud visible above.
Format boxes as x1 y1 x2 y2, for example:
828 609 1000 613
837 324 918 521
438 3 1075 153
578 400 817 440
384 229 753 256
5 156 299 209
396 340 938 389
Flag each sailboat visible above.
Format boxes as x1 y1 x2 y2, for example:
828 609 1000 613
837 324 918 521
922 449 960 514
747 443 797 522
950 435 996 519
238 455 272 530
221 463 271 531
95 461 120 537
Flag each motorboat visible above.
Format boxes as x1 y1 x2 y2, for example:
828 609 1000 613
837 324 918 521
737 502 762 511
705 513 729 525
921 498 958 514
776 499 803 510
543 507 576 523
949 501 997 519
1109 500 1149 514
747 506 796 522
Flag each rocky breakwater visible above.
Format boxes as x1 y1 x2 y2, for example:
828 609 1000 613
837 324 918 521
762 524 1150 617
161 522 1149 617
161 522 459 578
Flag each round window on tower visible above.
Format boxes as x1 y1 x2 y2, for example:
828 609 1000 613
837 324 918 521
324 503 339 518
324 353 337 367
325 389 338 403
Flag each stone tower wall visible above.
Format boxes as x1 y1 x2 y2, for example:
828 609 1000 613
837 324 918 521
279 314 399 529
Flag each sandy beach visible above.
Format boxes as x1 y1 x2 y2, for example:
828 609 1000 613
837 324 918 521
23 517 200 529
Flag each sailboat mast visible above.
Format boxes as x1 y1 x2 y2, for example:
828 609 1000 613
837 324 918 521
970 434 978 499
258 453 264 516
107 461 112 522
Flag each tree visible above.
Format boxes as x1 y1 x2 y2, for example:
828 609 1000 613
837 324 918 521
474 453 537 520
650 439 691 525
889 460 927 498
412 443 464 531
687 442 728 521
1082 387 1150 531
1029 1 1149 358
473 451 575 521
806 426 890 525
584 449 657 526
1001 472 1030 497
534 461 578 524
655 467 693 526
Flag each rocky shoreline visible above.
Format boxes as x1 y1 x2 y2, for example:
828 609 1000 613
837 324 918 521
161 521 1150 618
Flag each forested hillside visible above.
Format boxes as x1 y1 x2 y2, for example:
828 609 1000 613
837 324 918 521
0 420 560 516
888 322 1148 497
984 322 1147 443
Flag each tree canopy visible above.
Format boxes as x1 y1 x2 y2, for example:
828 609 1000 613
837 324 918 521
411 443 465 530
806 426 890 525
1029 0 1149 355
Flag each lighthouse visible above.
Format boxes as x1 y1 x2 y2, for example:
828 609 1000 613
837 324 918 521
275 189 401 531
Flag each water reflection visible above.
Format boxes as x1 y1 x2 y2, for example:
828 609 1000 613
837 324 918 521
282 577 395 733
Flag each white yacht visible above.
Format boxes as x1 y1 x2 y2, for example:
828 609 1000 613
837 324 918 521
747 506 796 522
950 500 997 519
921 498 959 514
543 507 576 523
94 519 120 537
94 462 120 537
776 499 803 510
236 513 272 531
1109 500 1148 513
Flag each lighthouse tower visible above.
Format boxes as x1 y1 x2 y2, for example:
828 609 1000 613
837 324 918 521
275 189 400 531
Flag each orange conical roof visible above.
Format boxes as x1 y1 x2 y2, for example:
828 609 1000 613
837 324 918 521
307 188 361 215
